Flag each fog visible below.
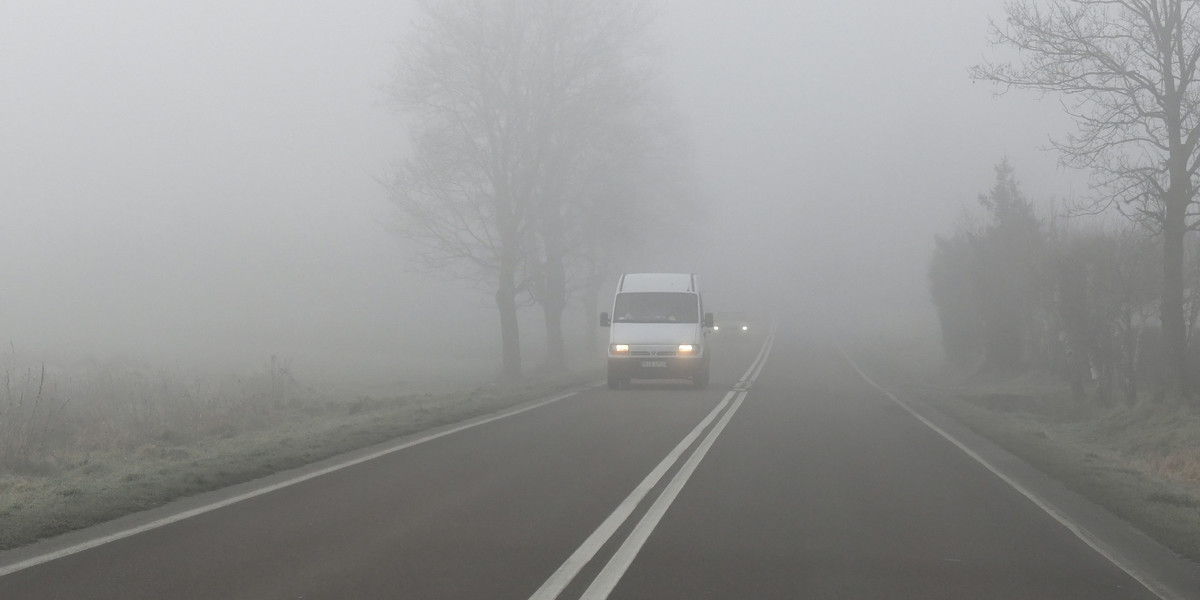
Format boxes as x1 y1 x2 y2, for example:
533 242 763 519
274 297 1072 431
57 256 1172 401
0 1 1087 384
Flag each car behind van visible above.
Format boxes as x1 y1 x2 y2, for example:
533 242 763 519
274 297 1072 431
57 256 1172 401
713 311 751 339
600 273 713 389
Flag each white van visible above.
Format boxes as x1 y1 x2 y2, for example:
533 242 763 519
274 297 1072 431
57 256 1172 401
599 273 714 389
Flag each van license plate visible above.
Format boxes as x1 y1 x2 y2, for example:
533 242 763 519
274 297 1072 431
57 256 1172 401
641 360 667 368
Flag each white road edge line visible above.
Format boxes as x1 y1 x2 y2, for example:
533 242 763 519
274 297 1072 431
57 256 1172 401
526 390 737 600
834 342 1183 600
0 386 593 579
531 326 777 600
580 391 748 600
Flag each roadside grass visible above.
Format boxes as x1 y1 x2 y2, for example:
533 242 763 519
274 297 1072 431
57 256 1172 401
0 360 600 552
851 336 1200 561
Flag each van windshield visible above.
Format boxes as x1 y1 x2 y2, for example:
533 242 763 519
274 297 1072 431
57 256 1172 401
613 292 699 323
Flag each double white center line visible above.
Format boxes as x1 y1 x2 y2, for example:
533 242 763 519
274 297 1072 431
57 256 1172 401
530 324 777 600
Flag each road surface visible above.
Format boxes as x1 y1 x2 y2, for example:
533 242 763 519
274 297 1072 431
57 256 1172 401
1 324 1197 599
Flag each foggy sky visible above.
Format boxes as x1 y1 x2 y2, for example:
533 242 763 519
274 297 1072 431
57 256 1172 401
0 1 1087 381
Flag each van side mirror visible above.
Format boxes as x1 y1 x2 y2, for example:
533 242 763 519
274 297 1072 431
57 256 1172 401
703 312 714 328
600 312 611 327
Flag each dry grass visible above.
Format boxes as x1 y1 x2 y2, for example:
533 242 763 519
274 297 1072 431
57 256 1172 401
0 355 601 552
1 355 310 473
852 337 1200 561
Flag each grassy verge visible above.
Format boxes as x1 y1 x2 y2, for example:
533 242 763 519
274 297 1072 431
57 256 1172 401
0 368 600 552
854 337 1200 561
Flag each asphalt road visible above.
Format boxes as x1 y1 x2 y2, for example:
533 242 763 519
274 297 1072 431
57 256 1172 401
0 325 1196 599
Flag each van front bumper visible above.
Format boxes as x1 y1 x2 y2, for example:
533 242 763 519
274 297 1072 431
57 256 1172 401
607 354 705 380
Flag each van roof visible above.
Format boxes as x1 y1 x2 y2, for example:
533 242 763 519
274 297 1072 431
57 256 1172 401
618 273 698 293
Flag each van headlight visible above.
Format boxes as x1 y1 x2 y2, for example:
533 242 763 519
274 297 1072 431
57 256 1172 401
678 344 696 353
611 344 629 354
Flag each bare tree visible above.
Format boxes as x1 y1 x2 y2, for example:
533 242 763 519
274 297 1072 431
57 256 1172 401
973 0 1200 399
387 0 549 381
519 0 657 372
388 0 689 376
533 53 696 363
565 95 696 357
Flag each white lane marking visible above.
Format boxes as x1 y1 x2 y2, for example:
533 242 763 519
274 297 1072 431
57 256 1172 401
743 324 776 383
0 386 593 579
580 391 747 600
736 321 778 386
532 328 776 599
527 391 737 600
834 343 1183 600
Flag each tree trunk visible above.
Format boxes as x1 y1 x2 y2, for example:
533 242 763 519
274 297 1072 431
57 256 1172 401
1164 115 1193 400
539 249 567 371
537 181 568 371
496 279 522 383
542 299 567 371
1162 212 1191 399
1123 311 1138 406
583 269 603 356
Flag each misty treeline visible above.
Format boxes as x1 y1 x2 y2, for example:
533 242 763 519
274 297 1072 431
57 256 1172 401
385 0 693 380
935 157 1200 406
972 0 1200 399
929 159 1200 404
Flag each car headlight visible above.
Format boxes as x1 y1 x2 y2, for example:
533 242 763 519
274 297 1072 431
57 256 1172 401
611 344 629 353
712 325 719 331
741 325 748 331
678 344 696 353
